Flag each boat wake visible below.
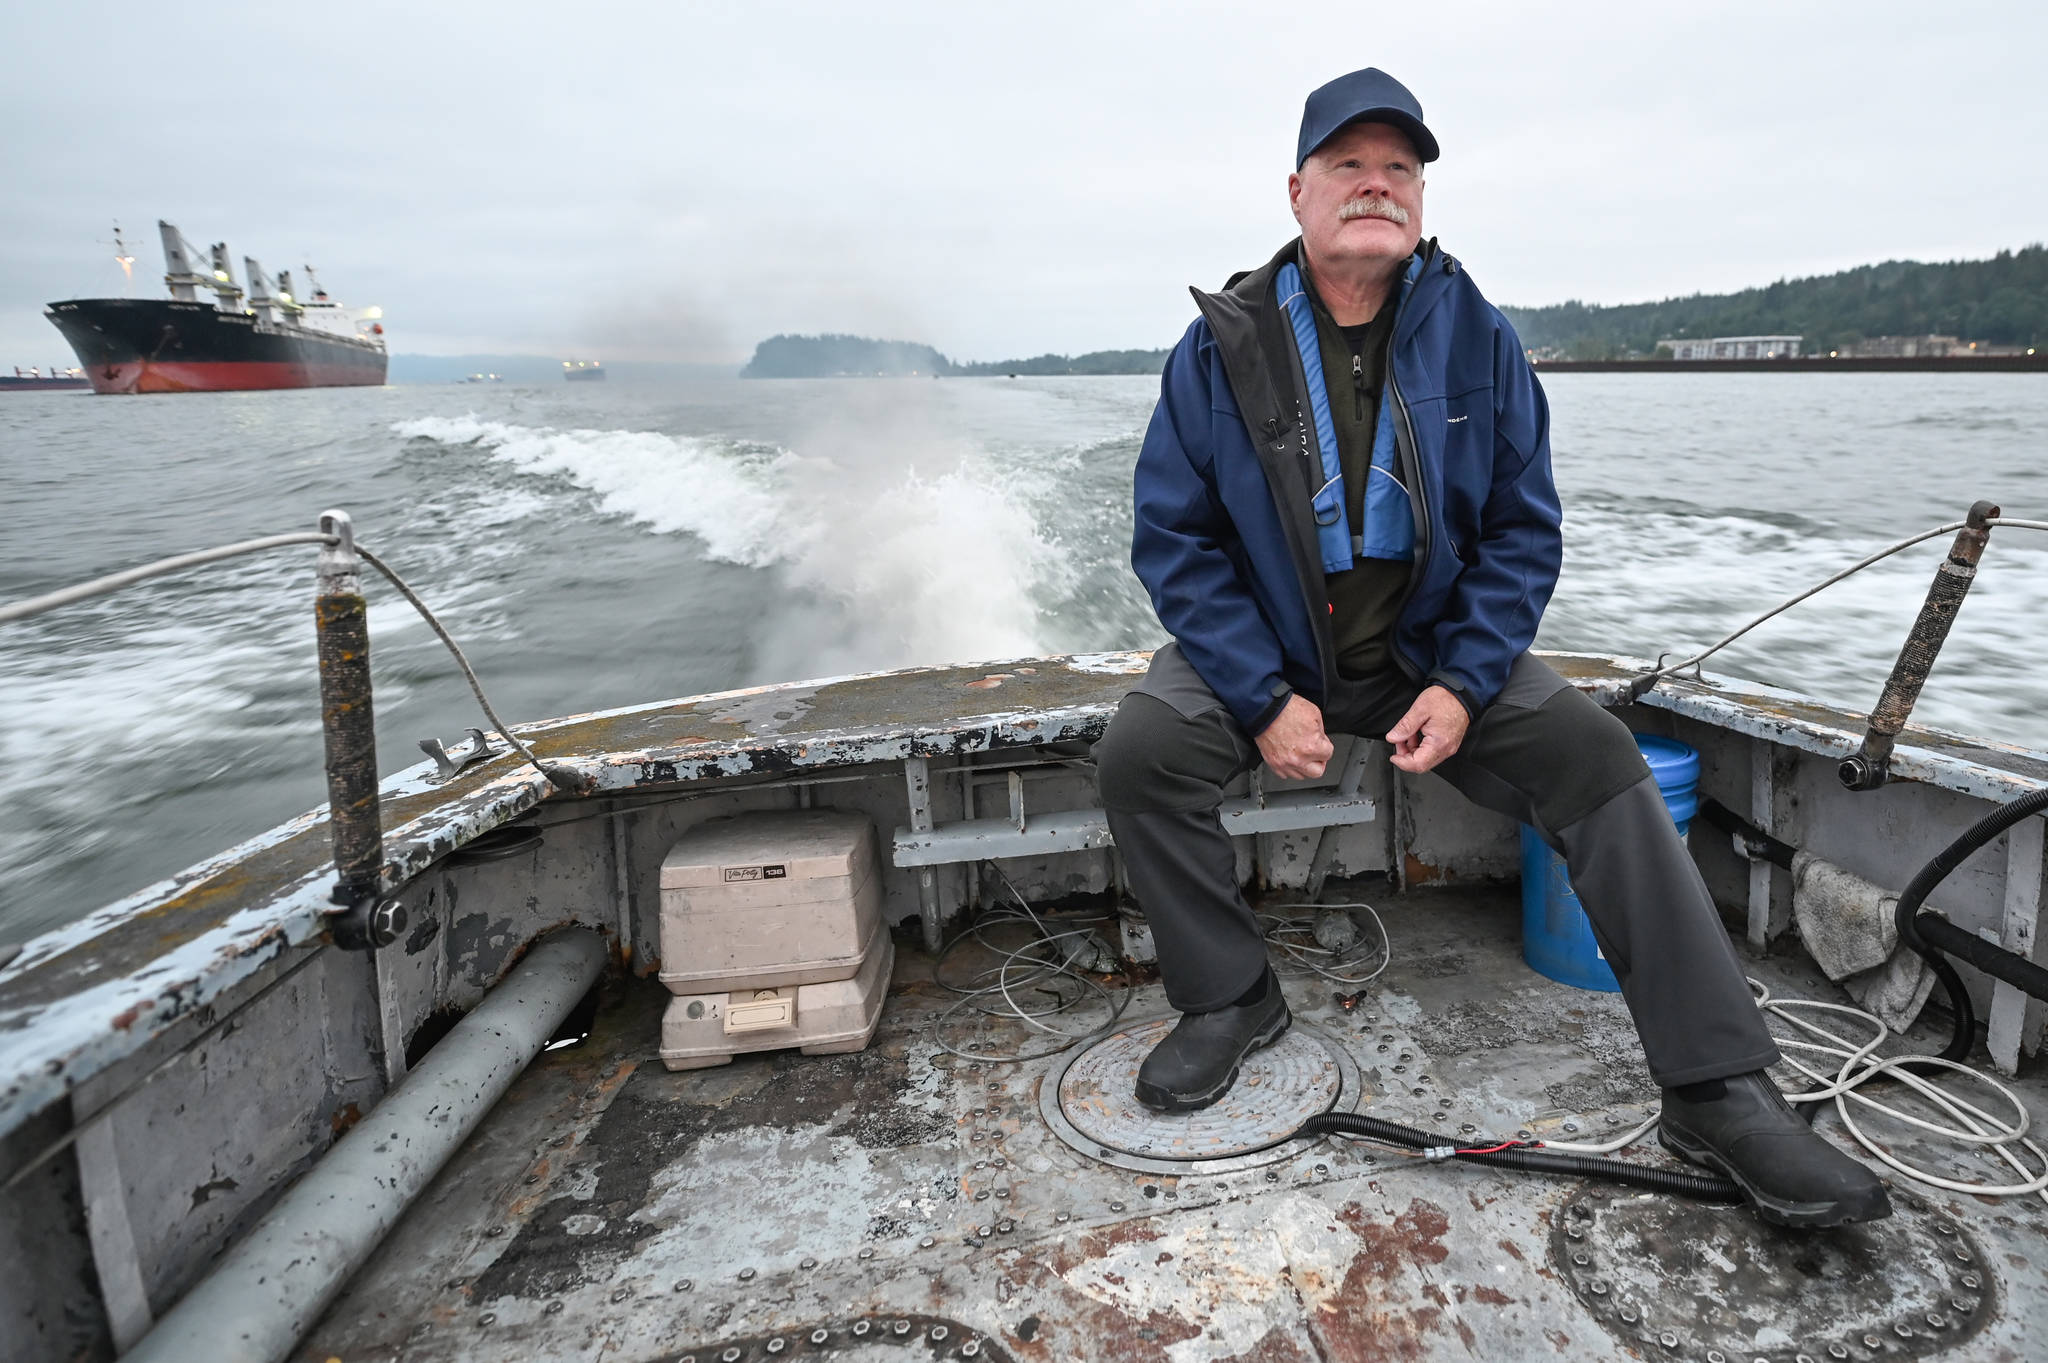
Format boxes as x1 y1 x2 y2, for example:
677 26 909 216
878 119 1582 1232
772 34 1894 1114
393 414 1080 678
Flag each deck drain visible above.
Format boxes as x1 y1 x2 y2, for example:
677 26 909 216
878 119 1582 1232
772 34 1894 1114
1552 1185 1996 1360
1038 1016 1361 1175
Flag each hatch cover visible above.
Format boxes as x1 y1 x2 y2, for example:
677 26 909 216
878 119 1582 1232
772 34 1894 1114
1552 1184 1996 1361
1038 1016 1361 1175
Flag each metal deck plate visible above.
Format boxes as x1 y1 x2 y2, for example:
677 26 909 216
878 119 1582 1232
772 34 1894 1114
1553 1184 1995 1361
1039 1016 1361 1175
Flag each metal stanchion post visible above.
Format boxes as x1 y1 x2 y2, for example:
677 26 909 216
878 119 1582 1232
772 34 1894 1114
315 509 404 949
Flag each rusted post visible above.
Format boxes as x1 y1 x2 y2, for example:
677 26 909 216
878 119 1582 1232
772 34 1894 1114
1839 499 1999 791
316 510 404 948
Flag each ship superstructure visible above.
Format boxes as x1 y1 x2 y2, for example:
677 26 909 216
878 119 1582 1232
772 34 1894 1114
43 222 388 394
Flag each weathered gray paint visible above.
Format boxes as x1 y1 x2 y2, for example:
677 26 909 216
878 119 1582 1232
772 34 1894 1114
295 889 2048 1363
889 790 1374 867
0 1102 106 1363
122 929 606 1363
2 649 2046 1355
9 650 2039 1148
1991 820 2046 1070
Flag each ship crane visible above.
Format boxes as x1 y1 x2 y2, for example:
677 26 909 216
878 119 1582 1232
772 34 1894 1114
155 221 251 313
242 258 305 326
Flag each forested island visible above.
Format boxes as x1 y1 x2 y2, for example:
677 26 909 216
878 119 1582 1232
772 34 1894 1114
739 333 1168 378
740 245 2046 375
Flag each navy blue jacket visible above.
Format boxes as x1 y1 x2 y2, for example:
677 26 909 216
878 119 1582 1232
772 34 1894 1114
1132 238 1561 732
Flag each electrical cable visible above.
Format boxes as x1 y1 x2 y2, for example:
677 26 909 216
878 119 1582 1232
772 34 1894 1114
927 863 1133 1064
1249 867 2048 1204
1258 901 1392 987
1296 1110 1742 1201
1751 980 2048 1201
1322 978 2048 1205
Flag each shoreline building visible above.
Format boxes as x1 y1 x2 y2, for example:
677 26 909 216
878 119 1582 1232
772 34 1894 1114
1660 335 1802 360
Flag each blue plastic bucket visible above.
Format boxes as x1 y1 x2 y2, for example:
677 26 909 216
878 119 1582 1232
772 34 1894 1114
1519 734 1699 992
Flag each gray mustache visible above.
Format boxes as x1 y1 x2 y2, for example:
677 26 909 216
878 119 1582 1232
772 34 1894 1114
1337 197 1410 225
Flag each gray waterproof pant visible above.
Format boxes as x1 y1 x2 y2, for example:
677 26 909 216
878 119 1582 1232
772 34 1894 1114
1092 646 1780 1088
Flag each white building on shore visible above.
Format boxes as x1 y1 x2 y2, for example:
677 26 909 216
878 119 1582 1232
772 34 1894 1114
1660 335 1802 360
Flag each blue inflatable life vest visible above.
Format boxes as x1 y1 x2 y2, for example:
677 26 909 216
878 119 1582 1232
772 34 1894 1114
1272 256 1418 573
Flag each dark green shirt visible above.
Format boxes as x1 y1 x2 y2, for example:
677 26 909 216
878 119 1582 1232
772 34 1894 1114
1308 285 1410 680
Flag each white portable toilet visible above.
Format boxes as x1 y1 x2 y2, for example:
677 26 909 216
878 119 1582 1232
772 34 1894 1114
656 808 893 1070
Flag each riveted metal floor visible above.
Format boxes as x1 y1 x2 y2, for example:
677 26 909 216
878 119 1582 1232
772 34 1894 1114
301 884 2048 1363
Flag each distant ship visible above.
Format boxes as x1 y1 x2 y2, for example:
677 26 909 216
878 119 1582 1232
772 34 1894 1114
562 358 605 381
0 365 90 393
44 222 387 395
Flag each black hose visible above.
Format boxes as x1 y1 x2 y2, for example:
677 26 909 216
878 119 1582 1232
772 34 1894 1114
1895 784 2048 1060
1294 1111 1742 1203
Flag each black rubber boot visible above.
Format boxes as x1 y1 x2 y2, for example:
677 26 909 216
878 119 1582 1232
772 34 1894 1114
1134 972 1291 1113
1659 1071 1892 1228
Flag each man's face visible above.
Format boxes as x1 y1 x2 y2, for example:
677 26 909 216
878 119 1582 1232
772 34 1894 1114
1288 121 1425 270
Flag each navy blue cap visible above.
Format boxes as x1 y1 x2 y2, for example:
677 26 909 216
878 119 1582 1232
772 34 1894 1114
1296 68 1439 169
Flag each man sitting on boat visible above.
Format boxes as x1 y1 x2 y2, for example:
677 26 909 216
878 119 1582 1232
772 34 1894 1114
1092 67 1890 1227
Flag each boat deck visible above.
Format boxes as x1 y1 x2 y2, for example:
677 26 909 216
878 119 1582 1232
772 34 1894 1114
303 884 2048 1363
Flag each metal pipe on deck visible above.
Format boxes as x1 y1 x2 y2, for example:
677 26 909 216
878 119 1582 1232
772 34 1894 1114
121 928 609 1363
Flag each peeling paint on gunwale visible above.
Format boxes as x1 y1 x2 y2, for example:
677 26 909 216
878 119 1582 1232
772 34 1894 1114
0 648 2040 1142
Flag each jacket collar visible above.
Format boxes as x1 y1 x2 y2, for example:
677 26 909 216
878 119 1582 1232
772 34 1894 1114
1198 236 1453 347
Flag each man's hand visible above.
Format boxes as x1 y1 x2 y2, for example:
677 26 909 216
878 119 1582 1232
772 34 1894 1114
1255 694 1334 780
1386 686 1470 774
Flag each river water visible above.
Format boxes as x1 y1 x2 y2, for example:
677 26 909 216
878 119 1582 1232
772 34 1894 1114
3 373 2045 941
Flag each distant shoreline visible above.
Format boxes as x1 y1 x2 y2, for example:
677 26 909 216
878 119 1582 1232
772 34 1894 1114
1533 355 2046 374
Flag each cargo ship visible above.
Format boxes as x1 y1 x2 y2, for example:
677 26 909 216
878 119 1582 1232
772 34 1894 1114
562 357 605 381
44 222 387 394
0 365 89 392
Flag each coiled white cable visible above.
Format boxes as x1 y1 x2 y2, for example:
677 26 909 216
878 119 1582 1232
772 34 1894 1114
1259 901 1393 987
1753 980 2048 1201
1544 979 2048 1203
927 865 1132 1064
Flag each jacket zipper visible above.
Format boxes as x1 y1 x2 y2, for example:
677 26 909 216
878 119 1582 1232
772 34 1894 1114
1383 246 1441 685
1384 361 1431 684
1351 351 1366 421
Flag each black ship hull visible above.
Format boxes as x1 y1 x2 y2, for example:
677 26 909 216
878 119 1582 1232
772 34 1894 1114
44 298 387 394
0 375 89 392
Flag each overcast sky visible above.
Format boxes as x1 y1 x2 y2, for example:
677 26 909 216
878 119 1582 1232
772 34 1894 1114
4 1 2044 364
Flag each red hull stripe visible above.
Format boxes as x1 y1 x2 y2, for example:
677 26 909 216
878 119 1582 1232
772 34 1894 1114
88 360 386 395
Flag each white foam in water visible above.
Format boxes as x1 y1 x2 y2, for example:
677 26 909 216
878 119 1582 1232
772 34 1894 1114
394 413 1072 676
1546 497 2048 748
394 415 794 569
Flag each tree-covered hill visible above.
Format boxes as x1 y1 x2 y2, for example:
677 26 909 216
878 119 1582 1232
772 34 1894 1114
945 348 1170 376
745 246 2048 373
1501 245 2048 360
739 334 952 378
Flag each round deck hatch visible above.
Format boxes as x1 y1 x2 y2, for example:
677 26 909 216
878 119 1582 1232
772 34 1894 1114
1553 1184 1996 1359
1039 1016 1361 1175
